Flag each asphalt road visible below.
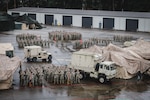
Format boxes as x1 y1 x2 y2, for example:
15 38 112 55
0 26 150 100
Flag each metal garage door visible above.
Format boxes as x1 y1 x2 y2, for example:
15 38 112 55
82 17 92 28
63 16 72 26
103 18 114 29
45 15 54 25
126 19 138 31
28 14 36 20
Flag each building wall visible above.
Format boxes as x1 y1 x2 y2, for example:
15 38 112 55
139 18 150 32
72 15 82 27
7 10 150 32
54 14 62 26
145 19 150 32
114 17 126 31
93 16 103 29
36 13 44 24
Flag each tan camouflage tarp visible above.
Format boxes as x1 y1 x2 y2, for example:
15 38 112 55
79 39 150 79
0 55 21 89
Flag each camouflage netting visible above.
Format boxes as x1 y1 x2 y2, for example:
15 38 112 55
0 55 21 89
79 39 150 79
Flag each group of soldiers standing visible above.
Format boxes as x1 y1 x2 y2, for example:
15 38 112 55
16 32 134 50
73 37 113 49
16 33 51 48
49 31 82 42
73 35 134 49
19 64 81 87
113 35 134 42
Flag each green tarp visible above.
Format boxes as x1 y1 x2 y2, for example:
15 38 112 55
0 12 14 31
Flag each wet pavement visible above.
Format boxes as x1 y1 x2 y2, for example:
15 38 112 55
0 26 150 100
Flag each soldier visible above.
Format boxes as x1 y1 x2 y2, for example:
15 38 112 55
47 40 50 48
53 69 59 84
38 72 44 86
55 37 58 47
36 70 40 86
64 67 69 84
45 69 49 81
66 69 71 85
32 73 35 87
42 67 46 80
44 40 47 47
75 70 81 84
137 71 142 81
24 69 29 86
19 69 25 86
29 72 34 87
71 69 75 84
59 70 64 84
48 68 52 83
19 65 22 83
34 73 38 86
50 67 55 83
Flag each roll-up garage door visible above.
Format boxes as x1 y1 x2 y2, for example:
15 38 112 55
126 19 138 31
103 18 114 29
45 15 54 25
63 16 72 26
28 14 36 20
82 17 92 28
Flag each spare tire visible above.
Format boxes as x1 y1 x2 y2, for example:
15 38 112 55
98 75 106 84
48 55 52 62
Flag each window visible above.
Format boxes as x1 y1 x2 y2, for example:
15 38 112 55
100 64 103 68
106 66 109 70
110 64 116 70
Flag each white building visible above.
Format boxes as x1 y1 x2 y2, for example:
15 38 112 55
8 7 150 32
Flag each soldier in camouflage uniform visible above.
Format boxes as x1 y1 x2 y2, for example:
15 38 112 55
75 70 81 84
24 68 30 86
66 69 71 85
34 72 38 86
38 72 44 86
19 69 25 86
71 69 75 84
59 70 65 84
53 69 59 84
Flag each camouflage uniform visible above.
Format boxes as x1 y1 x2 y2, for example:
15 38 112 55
20 70 25 86
54 69 59 84
34 73 38 86
24 69 29 86
59 70 64 84
75 70 80 84
66 70 71 85
38 72 44 86
71 70 75 84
